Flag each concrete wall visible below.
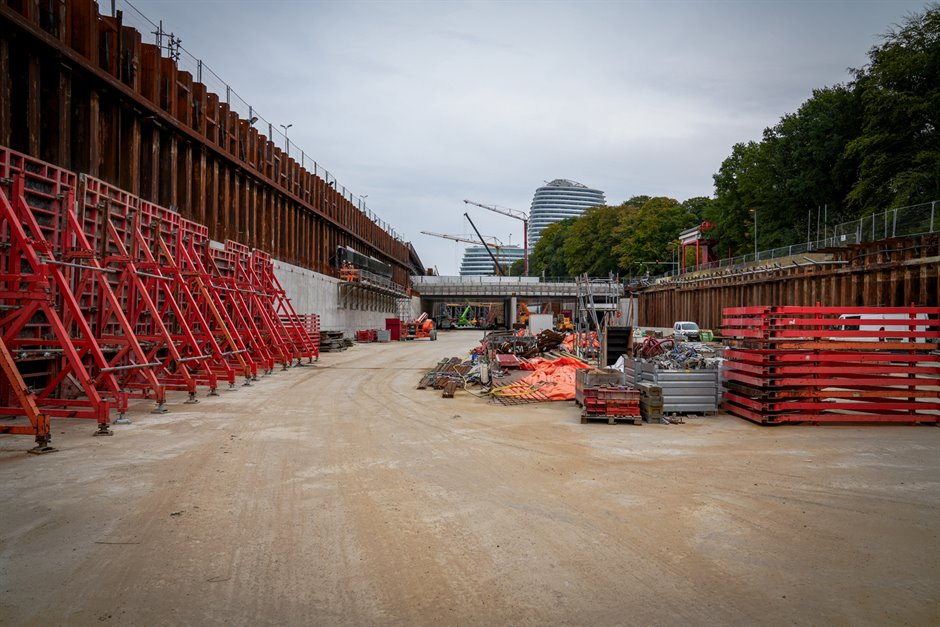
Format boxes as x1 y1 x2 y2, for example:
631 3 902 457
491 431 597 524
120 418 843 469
274 260 418 336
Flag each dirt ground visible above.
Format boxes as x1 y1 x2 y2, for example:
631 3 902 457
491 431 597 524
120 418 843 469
0 330 938 626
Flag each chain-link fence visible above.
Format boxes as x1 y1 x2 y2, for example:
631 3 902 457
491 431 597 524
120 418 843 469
114 0 402 242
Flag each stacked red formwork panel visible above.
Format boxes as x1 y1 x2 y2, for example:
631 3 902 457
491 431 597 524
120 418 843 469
721 306 940 424
0 149 126 435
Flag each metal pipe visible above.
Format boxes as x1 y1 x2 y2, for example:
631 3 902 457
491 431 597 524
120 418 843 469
176 354 210 363
100 361 162 373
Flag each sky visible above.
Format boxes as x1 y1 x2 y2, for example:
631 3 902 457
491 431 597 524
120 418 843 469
126 0 931 275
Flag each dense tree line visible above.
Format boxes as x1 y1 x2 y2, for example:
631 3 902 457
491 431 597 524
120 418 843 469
524 4 939 278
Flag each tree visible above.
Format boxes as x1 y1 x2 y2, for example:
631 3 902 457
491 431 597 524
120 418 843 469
615 197 698 275
563 204 631 276
529 219 575 278
509 258 526 276
847 4 940 210
709 141 770 256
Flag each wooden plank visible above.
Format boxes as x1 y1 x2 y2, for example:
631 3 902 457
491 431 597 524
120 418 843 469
159 57 177 115
56 63 72 168
177 141 193 218
120 108 140 195
192 82 207 135
193 147 207 226
26 55 40 156
138 43 160 104
0 38 10 146
176 70 193 127
205 91 219 143
137 122 156 200
68 0 97 63
98 16 120 78
160 134 177 208
120 26 140 90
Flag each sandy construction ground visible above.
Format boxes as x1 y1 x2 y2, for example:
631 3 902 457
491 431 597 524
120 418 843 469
0 330 938 626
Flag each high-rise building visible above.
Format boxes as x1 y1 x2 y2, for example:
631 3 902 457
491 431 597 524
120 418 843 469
459 245 526 276
528 179 606 250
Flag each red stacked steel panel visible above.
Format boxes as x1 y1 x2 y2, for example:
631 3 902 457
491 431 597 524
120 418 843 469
721 306 940 424
582 386 641 417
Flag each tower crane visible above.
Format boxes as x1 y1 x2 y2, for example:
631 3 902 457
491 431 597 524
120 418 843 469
420 228 505 276
463 199 529 275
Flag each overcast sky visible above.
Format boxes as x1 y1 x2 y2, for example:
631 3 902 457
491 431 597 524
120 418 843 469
128 0 930 274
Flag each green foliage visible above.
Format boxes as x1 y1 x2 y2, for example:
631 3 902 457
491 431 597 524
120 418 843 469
615 197 699 275
708 4 939 251
529 219 576 278
846 5 940 209
509 258 526 276
562 204 631 276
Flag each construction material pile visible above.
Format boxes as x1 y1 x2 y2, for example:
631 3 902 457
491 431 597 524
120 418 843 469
631 336 720 369
320 331 352 352
490 356 591 403
356 329 378 343
483 329 568 359
580 386 641 424
721 305 940 424
416 329 593 403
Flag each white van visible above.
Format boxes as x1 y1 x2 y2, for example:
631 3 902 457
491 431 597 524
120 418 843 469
837 313 929 343
673 321 700 342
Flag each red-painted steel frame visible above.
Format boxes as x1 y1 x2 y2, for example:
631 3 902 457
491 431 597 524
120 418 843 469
177 223 256 384
257 251 318 362
0 179 118 432
0 335 52 447
721 305 940 425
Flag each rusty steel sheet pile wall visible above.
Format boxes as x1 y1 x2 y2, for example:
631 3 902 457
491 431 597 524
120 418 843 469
721 306 940 425
0 0 412 287
635 235 940 330
0 145 319 447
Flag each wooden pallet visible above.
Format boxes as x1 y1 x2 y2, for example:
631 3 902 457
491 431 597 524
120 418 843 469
580 412 642 425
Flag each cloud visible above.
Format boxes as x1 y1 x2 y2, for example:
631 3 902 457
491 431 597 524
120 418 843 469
130 0 931 274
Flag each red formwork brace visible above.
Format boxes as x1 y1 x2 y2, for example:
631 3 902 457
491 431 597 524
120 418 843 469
237 246 312 366
0 174 119 435
77 175 212 403
140 202 236 393
177 220 256 385
254 250 319 362
282 313 320 358
205 241 277 373
721 305 940 424
242 248 310 365
59 178 167 417
0 335 56 453
215 241 283 371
